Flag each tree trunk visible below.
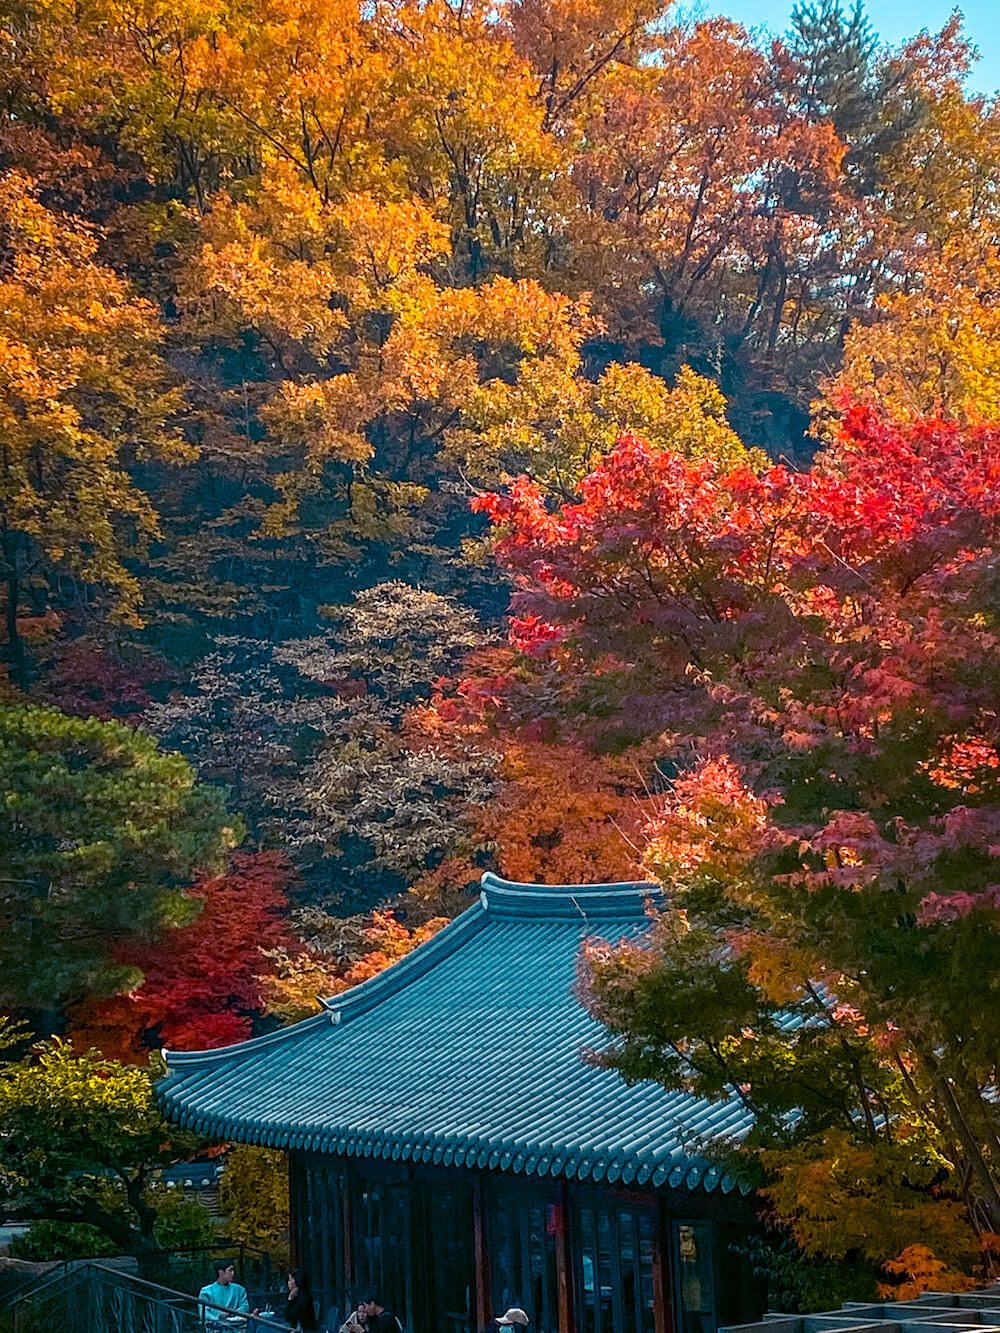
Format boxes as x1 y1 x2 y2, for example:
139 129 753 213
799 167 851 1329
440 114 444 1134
3 556 27 692
918 1051 1000 1232
125 1174 168 1282
11 1195 165 1268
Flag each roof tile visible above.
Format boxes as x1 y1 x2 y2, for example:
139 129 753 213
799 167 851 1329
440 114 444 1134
160 874 756 1194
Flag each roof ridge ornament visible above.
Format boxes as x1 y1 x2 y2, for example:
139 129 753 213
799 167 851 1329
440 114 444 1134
567 893 589 925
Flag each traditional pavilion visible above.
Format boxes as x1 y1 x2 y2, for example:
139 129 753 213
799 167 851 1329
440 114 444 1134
160 874 769 1333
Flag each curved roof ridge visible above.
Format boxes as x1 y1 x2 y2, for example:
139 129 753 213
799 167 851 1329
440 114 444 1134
323 873 663 1023
164 872 663 1068
322 901 489 1022
480 872 663 920
481 872 661 894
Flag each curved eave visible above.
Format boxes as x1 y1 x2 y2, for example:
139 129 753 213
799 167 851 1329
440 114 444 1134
163 1010 331 1069
158 1089 750 1196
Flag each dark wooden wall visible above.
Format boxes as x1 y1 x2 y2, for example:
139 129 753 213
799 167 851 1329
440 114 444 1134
289 1154 763 1333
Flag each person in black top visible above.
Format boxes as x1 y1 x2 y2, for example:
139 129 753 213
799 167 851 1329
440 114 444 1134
359 1294 401 1333
284 1269 318 1331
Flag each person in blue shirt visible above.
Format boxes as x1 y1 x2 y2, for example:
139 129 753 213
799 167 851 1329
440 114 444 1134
199 1259 258 1326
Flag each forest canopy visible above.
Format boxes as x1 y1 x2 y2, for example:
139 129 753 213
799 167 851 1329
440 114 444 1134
4 0 1000 1301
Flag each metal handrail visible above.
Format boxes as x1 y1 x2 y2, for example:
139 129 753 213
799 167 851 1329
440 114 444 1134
89 1261 291 1327
0 1264 90 1333
0 1259 292 1333
0 1258 78 1312
0 1240 278 1314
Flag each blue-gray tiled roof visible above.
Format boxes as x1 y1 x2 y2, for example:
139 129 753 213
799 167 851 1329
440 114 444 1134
160 874 755 1194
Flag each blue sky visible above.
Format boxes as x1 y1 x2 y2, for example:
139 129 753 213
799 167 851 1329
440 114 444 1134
682 0 1000 95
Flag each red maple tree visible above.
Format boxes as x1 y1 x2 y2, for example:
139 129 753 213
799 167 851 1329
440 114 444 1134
468 405 1000 1269
69 852 296 1061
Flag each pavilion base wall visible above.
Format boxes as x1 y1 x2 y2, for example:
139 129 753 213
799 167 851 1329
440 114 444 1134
289 1152 765 1333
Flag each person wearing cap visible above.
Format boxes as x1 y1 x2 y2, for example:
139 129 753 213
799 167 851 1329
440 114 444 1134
495 1309 530 1330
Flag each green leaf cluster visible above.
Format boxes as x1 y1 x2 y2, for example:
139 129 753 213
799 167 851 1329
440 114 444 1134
0 704 241 1013
0 1035 204 1258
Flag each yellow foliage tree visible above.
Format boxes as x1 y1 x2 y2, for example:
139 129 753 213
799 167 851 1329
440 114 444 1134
218 1144 290 1262
873 22 1000 252
261 912 449 1023
830 242 1000 424
450 357 763 494
762 1130 979 1278
0 173 187 685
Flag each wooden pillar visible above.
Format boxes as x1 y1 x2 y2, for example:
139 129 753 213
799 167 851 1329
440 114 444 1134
554 1182 573 1333
305 1160 318 1281
289 1154 300 1268
473 1176 492 1331
321 1162 333 1306
652 1198 674 1333
342 1172 353 1298
403 1169 415 1333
